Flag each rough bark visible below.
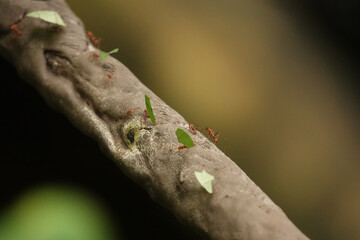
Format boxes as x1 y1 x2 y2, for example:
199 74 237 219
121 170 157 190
0 1 310 239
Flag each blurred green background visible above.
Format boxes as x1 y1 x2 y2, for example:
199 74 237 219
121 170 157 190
1 1 360 240
0 186 117 240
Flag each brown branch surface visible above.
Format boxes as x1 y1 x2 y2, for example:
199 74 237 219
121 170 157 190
0 1 310 239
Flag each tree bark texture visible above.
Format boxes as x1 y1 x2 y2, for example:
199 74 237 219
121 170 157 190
0 1 310 239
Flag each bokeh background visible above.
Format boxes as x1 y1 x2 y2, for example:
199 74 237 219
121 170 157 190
1 0 360 240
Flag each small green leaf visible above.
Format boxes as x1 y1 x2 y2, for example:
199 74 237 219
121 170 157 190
194 170 214 193
176 128 194 148
145 95 156 125
99 48 119 63
26 11 66 27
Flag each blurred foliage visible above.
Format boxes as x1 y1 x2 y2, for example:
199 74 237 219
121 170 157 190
0 186 117 240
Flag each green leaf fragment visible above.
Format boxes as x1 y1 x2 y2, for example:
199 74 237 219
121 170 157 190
194 170 214 193
26 10 66 27
145 95 156 125
99 48 119 63
176 128 194 148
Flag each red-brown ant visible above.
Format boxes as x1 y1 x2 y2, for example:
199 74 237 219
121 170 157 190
205 127 218 144
125 109 133 115
86 31 100 47
107 74 113 79
124 108 141 115
178 145 187 150
144 109 150 118
92 52 99 58
10 24 22 36
189 124 197 135
124 109 154 122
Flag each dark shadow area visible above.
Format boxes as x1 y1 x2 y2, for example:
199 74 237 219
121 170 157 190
0 58 201 240
277 0 360 98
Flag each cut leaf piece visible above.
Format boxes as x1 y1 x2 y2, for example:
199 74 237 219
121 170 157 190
26 11 66 27
176 128 194 148
145 95 156 125
99 48 119 63
194 170 214 193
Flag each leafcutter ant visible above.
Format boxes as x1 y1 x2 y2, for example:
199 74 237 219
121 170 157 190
178 145 187 150
10 24 22 36
86 30 100 47
205 127 218 144
144 109 150 119
125 109 133 115
124 107 141 116
92 52 99 58
189 124 197 135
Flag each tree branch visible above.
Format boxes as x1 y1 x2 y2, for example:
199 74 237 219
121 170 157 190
0 1 309 239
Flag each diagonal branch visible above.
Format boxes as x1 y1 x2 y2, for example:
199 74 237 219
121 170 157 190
0 1 309 239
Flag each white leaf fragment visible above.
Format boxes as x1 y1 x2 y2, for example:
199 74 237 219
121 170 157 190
27 10 66 27
194 170 214 194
